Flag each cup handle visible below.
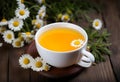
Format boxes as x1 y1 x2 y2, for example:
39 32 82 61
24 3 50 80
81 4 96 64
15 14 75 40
78 49 95 67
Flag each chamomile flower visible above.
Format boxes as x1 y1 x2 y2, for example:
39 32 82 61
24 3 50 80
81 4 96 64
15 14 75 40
19 54 34 69
21 32 34 43
23 32 34 37
43 64 51 71
0 43 3 47
71 39 84 48
26 37 34 43
18 3 25 9
17 0 24 5
3 30 15 44
32 19 37 25
17 0 24 3
8 17 23 31
12 38 24 48
0 26 7 34
92 19 102 30
87 45 90 51
33 19 43 30
37 5 46 19
0 18 8 26
61 14 70 22
56 13 62 21
31 57 45 71
36 0 45 4
15 6 30 20
17 33 24 41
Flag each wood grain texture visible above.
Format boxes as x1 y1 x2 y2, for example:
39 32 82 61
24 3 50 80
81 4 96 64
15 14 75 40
70 56 116 82
0 37 8 82
0 0 120 82
26 2 116 81
101 0 120 81
70 0 116 81
9 45 30 82
27 41 84 81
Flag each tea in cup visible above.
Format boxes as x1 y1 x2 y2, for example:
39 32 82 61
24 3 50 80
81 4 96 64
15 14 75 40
35 22 95 68
38 27 85 52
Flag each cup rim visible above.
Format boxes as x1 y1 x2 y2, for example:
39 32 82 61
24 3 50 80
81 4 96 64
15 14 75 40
35 22 88 53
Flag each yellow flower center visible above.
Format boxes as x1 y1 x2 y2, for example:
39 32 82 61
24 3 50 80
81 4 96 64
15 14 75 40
19 10 25 16
39 13 43 17
64 15 69 21
18 36 24 41
1 18 7 22
36 23 41 28
57 13 62 19
23 58 30 65
67 9 72 14
7 34 12 39
0 27 6 33
15 41 21 46
35 61 43 68
21 0 24 3
74 40 80 45
44 65 49 71
18 33 24 41
95 21 99 27
32 19 36 25
13 21 19 27
26 32 31 36
42 0 45 3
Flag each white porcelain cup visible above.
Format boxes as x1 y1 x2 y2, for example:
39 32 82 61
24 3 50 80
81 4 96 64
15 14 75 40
35 22 95 68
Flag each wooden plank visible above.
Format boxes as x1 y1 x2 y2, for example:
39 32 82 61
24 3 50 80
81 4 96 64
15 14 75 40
9 45 30 82
30 71 39 82
116 0 120 18
70 56 116 82
27 41 49 82
27 41 84 82
101 0 120 81
26 41 40 82
70 0 116 81
29 9 116 82
2 0 117 82
0 38 8 82
30 71 50 82
29 0 116 81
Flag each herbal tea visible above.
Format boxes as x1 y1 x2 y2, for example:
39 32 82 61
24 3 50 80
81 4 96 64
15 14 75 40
38 27 85 52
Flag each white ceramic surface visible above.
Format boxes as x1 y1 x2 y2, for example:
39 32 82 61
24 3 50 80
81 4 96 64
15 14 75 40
35 22 95 68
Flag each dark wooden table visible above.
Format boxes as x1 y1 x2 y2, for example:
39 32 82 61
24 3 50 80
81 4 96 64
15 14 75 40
0 0 120 82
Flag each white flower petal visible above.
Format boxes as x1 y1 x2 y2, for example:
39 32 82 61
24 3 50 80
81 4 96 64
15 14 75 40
33 19 43 31
31 57 45 71
19 54 34 69
71 39 84 48
37 5 46 19
43 64 51 71
21 32 34 43
8 18 23 31
15 7 30 20
0 26 7 34
3 30 15 44
61 14 70 22
36 0 45 4
17 0 24 6
12 38 24 48
0 21 8 26
92 19 102 30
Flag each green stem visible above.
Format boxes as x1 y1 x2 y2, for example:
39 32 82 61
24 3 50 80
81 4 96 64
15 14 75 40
21 28 26 32
28 5 40 10
24 21 30 32
24 1 34 5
